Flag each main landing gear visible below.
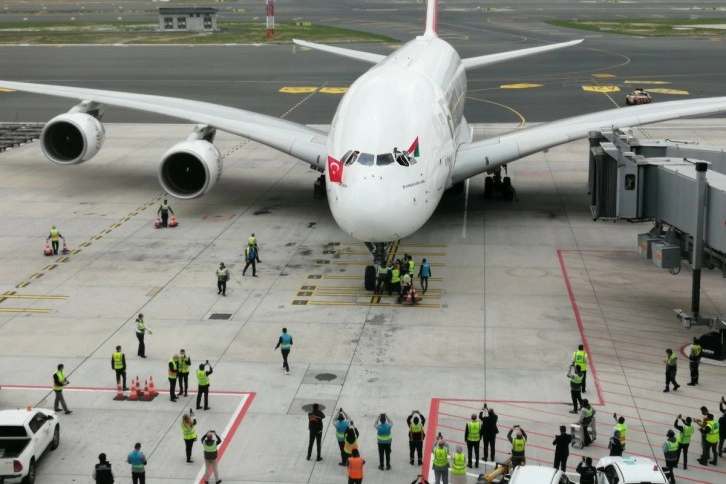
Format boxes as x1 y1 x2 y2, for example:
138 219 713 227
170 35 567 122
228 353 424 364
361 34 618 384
363 241 394 290
483 167 518 201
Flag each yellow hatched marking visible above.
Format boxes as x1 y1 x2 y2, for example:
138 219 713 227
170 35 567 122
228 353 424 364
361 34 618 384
57 256 70 262
500 83 542 89
624 80 670 85
101 229 111 234
337 250 448 257
111 223 122 228
91 235 102 241
16 282 29 288
121 217 130 222
30 273 43 280
0 88 15 92
648 88 689 95
44 264 57 271
319 87 348 94
70 249 81 254
0 294 68 300
582 86 620 93
592 74 616 78
279 87 317 93
0 308 51 313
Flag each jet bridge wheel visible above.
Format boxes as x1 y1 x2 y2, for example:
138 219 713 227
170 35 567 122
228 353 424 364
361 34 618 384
483 176 494 199
364 265 376 291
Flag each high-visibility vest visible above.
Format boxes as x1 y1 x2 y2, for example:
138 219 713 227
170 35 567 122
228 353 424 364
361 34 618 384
280 333 292 350
182 421 197 440
707 422 720 444
664 439 679 460
467 421 481 441
408 260 415 274
160 203 170 214
512 437 526 455
666 354 677 368
136 320 145 333
49 228 60 241
616 423 628 446
402 273 412 286
344 431 359 454
128 450 145 472
677 424 694 444
409 422 424 441
203 438 218 453
573 350 588 371
245 246 256 261
391 269 400 284
377 422 392 443
197 369 209 386
113 352 124 369
248 235 256 245
335 420 349 442
347 456 364 479
570 373 583 388
433 446 448 467
53 370 66 391
216 268 228 280
179 356 190 373
451 452 466 474
582 407 594 424
378 266 389 278
692 344 702 358
168 359 178 379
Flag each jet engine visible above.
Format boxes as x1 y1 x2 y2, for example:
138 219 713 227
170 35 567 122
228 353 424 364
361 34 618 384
40 112 105 165
158 139 223 199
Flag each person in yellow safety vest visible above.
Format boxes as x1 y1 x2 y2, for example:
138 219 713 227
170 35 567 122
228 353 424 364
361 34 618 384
407 255 415 276
196 360 213 410
135 313 151 358
46 225 65 255
407 410 426 465
216 262 229 296
698 413 719 466
157 199 174 227
375 262 389 296
111 345 127 390
390 265 401 298
662 429 679 484
663 348 680 392
507 425 527 468
567 364 584 414
202 431 222 483
181 410 197 463
688 336 702 386
674 414 695 469
168 354 179 402
248 233 261 262
450 445 467 484
578 399 596 447
613 413 628 449
177 349 191 397
52 363 72 414
464 414 481 468
431 435 450 484
344 422 360 460
572 344 589 393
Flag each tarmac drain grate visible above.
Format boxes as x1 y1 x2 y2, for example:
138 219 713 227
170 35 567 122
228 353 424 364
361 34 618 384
315 373 337 382
209 313 232 320
301 403 327 412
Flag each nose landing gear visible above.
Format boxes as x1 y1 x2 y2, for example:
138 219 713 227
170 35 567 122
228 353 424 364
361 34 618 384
364 241 394 290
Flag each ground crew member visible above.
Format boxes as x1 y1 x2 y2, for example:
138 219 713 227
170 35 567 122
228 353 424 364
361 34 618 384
567 364 584 413
347 448 365 484
196 360 213 410
464 413 481 468
507 425 527 468
698 413 719 465
111 345 127 390
168 354 179 402
216 262 229 296
608 431 623 456
243 243 257 276
307 402 325 461
688 337 702 386
450 445 466 484
335 409 351 466
202 430 222 484
399 271 413 303
181 410 197 463
177 349 190 397
553 425 572 471
248 233 261 262
674 414 694 469
719 397 726 458
572 344 589 393
344 421 360 462
46 225 65 255
157 199 173 227
53 363 72 414
127 442 147 484
613 413 628 449
135 313 150 358
576 456 597 484
479 404 499 462
390 264 401 297
418 258 431 294
374 413 393 470
664 348 680 392
579 399 595 447
92 452 115 484
407 254 415 275
407 410 426 465
375 262 389 295
432 435 450 484
663 430 679 484
274 327 292 374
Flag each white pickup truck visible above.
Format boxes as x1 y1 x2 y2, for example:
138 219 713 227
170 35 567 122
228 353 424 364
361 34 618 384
0 408 60 484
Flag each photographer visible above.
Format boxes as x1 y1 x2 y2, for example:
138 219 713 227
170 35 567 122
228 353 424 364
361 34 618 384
181 409 197 463
335 408 352 466
407 410 426 465
507 425 527 468
202 430 222 484
374 412 393 470
196 360 213 410
576 456 597 484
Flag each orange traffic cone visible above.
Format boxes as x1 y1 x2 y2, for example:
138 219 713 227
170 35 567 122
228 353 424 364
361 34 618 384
143 380 151 401
61 240 70 254
169 214 178 227
148 376 157 397
135 377 143 399
113 383 126 401
154 216 162 228
129 379 138 401
403 287 422 304
44 241 52 256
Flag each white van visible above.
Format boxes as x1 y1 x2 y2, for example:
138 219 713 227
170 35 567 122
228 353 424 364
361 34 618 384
507 465 572 484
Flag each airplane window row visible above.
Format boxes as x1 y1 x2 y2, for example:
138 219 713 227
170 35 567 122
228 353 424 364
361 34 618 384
341 150 417 167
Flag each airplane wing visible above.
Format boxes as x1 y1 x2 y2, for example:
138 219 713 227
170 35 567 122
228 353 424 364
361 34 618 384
293 39 385 64
0 80 329 170
451 97 726 183
461 39 583 71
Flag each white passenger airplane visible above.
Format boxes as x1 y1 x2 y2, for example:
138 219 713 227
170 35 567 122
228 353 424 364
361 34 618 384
3 0 726 288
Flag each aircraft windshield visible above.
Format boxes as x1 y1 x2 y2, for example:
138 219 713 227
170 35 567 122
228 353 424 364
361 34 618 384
340 150 416 167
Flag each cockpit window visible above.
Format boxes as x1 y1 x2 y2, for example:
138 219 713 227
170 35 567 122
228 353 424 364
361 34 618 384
340 149 415 167
376 153 394 166
342 150 359 166
357 152 375 166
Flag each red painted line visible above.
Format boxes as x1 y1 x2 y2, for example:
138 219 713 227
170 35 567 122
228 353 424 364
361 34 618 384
423 398 440 473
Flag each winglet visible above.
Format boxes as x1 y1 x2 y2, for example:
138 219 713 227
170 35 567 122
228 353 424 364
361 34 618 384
424 0 438 38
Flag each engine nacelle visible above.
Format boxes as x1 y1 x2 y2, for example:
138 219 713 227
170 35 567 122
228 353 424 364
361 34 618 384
41 112 105 165
158 140 223 199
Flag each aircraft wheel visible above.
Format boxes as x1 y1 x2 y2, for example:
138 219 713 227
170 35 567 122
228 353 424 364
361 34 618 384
364 265 376 291
484 177 494 199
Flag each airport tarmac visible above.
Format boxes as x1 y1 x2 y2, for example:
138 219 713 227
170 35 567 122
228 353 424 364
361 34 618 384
0 120 725 483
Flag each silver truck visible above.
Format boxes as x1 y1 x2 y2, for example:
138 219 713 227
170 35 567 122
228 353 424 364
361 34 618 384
0 408 60 484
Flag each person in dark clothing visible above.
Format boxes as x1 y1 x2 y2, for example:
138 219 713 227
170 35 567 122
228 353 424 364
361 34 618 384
196 360 213 410
687 337 702 385
719 397 726 457
407 410 426 465
576 456 597 484
202 430 222 484
663 348 680 392
92 453 115 484
567 365 584 414
168 354 179 402
662 430 678 484
579 399 596 447
479 404 499 462
111 345 127 390
243 244 257 276
552 425 572 471
307 402 325 461
609 431 623 456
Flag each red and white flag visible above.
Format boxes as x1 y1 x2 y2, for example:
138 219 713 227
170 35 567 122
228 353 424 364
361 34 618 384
328 156 343 183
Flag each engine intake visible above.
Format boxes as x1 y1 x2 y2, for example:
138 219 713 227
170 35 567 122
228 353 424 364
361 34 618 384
41 112 105 165
158 140 223 199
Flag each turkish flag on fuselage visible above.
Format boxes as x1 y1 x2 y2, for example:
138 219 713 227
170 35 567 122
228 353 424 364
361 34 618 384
328 156 343 183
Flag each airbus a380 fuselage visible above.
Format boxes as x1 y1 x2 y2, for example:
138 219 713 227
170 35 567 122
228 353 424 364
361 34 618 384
327 35 467 242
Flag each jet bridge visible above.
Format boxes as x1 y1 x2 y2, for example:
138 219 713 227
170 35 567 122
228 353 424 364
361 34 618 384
588 128 726 348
